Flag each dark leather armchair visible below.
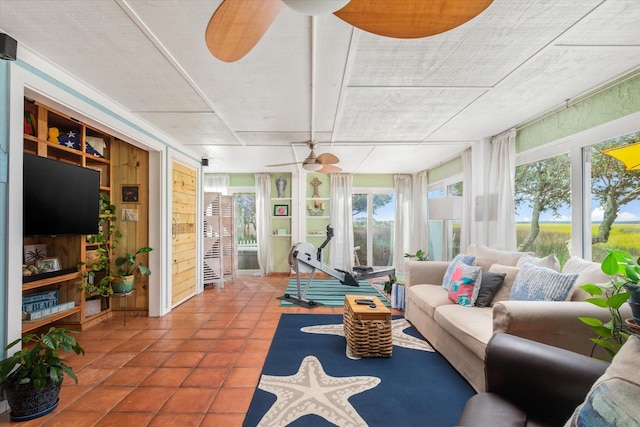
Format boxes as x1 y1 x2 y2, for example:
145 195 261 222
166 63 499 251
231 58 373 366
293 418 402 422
457 333 610 427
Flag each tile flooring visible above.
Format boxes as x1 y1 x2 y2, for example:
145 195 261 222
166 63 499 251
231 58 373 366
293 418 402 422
0 274 400 426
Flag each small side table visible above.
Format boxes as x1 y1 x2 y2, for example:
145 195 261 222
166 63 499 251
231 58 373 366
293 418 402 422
109 290 136 325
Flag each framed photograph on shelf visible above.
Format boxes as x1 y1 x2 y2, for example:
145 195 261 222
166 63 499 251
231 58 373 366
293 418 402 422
37 257 61 273
24 244 47 265
121 184 139 203
274 204 289 216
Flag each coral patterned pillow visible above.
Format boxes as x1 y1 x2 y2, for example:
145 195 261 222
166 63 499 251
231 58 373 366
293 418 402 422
447 262 483 307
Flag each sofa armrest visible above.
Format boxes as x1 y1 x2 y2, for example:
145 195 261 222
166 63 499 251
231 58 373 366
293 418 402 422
404 260 450 288
483 333 609 426
492 300 632 357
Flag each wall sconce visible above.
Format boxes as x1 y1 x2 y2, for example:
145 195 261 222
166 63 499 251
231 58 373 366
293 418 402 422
307 199 326 216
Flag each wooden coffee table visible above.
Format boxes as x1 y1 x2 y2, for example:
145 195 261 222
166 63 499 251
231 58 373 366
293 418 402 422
343 295 392 357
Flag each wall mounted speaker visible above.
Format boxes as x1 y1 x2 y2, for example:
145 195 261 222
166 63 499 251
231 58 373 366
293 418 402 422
201 158 209 166
0 33 17 61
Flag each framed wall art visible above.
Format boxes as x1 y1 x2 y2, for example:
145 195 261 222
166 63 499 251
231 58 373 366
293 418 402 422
273 204 289 216
121 184 139 203
37 257 60 272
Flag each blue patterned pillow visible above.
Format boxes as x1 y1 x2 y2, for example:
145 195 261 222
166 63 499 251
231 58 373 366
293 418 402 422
442 253 476 291
510 263 578 301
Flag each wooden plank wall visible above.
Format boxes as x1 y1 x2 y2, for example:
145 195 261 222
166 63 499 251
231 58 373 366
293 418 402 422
171 162 197 305
111 140 150 312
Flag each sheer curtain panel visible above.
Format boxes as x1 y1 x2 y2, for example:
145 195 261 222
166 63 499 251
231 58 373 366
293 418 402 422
411 171 429 257
393 174 412 273
488 129 517 250
255 173 273 275
329 173 354 271
460 149 472 252
203 174 229 194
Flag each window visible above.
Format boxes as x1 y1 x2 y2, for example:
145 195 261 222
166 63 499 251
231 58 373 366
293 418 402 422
352 192 395 267
234 192 259 271
427 183 462 261
589 133 640 262
514 153 572 265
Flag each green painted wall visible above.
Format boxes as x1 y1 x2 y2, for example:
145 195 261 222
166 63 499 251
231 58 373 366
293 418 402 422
427 157 463 184
353 174 394 188
518 72 640 151
229 173 254 187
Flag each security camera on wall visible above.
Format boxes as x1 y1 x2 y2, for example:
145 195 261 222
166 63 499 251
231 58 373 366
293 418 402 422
0 33 17 61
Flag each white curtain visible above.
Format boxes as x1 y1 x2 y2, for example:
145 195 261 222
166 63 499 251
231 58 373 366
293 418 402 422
204 174 229 194
488 128 517 250
460 149 472 252
255 173 273 275
411 171 429 257
393 174 412 273
329 174 354 271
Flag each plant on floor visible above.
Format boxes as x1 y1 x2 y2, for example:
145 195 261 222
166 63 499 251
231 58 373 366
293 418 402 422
578 249 639 358
0 327 84 420
404 250 428 261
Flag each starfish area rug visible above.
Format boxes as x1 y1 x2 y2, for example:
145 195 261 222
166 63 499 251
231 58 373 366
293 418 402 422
243 314 474 427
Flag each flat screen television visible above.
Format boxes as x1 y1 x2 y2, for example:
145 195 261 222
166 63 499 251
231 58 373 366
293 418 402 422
23 153 100 237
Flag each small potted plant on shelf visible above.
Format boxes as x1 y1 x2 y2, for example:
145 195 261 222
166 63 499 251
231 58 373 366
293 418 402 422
578 249 640 358
112 246 153 294
0 327 84 421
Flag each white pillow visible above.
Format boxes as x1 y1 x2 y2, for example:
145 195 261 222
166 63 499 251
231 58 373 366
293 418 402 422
516 253 561 272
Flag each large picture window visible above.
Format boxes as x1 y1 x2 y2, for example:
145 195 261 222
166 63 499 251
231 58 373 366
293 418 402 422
352 191 395 267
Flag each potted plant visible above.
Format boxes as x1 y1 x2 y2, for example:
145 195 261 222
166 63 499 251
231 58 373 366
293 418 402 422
404 249 428 261
578 249 639 358
112 246 153 294
0 327 84 421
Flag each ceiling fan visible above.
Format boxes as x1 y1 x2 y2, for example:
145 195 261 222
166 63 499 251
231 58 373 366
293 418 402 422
205 0 494 62
267 142 342 173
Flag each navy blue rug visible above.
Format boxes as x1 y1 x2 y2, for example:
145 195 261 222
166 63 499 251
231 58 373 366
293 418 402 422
279 279 390 307
243 314 474 427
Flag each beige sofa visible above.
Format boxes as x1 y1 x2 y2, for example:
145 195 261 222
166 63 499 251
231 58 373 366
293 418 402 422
404 244 630 392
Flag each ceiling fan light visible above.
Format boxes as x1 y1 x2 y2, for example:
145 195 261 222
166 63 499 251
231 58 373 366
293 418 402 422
302 162 323 171
281 0 351 16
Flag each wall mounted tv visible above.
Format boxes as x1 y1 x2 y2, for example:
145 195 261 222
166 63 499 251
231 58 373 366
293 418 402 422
23 153 100 237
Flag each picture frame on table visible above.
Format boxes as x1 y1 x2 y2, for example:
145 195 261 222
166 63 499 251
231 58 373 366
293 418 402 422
37 257 61 272
274 204 289 216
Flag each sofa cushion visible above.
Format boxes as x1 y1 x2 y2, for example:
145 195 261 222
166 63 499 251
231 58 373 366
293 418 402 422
565 336 640 426
562 256 611 302
434 304 493 360
516 253 561 272
466 244 526 269
442 253 475 290
510 263 578 301
447 262 483 307
488 264 520 306
406 284 453 318
475 271 506 308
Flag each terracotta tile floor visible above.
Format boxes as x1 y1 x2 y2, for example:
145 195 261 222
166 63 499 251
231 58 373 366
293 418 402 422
0 274 400 426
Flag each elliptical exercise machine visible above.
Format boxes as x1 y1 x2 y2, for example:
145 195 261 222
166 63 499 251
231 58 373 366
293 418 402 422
283 225 395 307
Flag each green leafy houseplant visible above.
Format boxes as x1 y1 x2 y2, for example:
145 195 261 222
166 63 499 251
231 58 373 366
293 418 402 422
578 249 640 358
115 246 153 278
0 327 84 419
404 249 428 261
78 193 120 296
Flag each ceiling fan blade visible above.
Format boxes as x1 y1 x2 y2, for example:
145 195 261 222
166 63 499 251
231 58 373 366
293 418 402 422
317 164 342 174
334 0 493 38
205 0 283 62
317 152 339 165
266 161 302 167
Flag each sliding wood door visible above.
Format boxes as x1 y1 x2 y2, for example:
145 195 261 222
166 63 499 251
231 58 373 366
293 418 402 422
171 161 197 305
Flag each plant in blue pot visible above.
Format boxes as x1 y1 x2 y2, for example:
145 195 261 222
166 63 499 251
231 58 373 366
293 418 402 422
113 246 153 294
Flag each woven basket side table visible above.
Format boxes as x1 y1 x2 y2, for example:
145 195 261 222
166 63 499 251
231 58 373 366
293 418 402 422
343 295 392 358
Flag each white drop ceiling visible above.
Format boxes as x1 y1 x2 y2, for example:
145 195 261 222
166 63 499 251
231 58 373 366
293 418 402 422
1 0 639 174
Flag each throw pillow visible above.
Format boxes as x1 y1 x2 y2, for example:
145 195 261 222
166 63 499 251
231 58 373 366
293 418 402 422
442 253 476 291
447 262 483 307
565 336 640 426
488 264 520 306
474 271 506 307
516 253 561 272
510 263 578 301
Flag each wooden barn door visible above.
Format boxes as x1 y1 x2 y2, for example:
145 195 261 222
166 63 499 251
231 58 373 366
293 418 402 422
171 161 197 306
